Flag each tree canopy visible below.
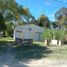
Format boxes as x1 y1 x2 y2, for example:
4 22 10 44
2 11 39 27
55 7 67 29
38 14 50 28
0 13 6 31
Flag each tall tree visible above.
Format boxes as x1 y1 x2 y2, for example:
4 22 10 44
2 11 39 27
38 14 50 28
22 7 33 23
51 21 58 29
0 13 6 31
55 7 67 29
0 0 24 21
0 0 33 24
60 16 67 29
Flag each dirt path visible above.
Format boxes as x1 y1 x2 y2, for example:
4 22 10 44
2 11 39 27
0 52 67 67
26 59 67 67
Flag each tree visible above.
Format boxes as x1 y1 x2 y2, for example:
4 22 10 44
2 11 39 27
0 0 25 22
55 7 67 20
22 7 33 23
38 14 50 28
6 22 15 36
0 13 6 31
55 7 67 29
51 21 58 29
60 16 67 29
29 16 35 23
0 0 34 25
0 0 18 19
42 29 66 46
42 29 52 46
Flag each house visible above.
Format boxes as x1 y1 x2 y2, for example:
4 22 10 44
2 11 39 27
15 24 44 41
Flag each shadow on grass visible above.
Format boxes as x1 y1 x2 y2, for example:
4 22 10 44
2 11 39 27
11 44 52 60
0 41 8 54
0 42 52 60
0 42 28 67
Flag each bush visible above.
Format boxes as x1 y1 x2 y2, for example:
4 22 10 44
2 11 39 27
42 29 51 40
42 29 66 40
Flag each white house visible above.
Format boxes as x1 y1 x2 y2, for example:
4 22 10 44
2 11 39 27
15 24 44 41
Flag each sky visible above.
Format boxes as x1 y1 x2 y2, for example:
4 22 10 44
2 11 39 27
16 0 67 21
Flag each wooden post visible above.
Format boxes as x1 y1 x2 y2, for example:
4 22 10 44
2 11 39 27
13 30 15 41
45 40 47 46
58 40 61 46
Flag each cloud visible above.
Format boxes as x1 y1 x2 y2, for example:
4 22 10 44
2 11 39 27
45 1 51 6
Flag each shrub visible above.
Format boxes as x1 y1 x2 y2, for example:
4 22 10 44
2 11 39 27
42 29 66 40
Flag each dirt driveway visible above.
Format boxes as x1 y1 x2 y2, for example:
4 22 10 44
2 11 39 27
0 52 67 67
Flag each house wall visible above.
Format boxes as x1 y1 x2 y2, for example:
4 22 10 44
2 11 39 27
15 24 44 41
15 31 40 41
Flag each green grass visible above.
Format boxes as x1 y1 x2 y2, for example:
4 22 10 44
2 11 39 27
10 42 67 60
34 42 67 60
0 37 15 47
0 37 14 41
33 41 45 46
0 41 67 60
11 44 51 60
33 42 67 60
47 45 67 60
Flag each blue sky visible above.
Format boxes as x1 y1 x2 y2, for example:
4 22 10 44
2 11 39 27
16 0 67 21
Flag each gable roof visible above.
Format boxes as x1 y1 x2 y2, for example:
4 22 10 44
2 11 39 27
15 24 44 33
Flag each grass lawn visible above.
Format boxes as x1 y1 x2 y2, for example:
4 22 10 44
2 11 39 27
0 37 15 41
9 42 67 60
33 42 67 60
0 40 67 60
0 37 15 47
47 45 67 60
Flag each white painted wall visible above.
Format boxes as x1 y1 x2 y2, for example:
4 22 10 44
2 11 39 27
32 32 39 41
15 24 44 41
